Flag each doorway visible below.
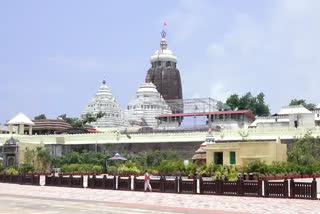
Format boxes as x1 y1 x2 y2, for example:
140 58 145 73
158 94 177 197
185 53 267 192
214 152 223 165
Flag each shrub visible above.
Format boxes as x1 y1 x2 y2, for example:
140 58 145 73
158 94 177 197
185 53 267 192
212 165 238 181
61 164 103 173
19 164 35 174
117 162 141 174
108 166 118 174
92 165 103 173
157 160 184 175
243 160 269 175
6 167 19 175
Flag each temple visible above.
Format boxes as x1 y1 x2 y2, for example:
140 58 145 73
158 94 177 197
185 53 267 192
81 80 126 128
124 82 172 128
145 30 183 112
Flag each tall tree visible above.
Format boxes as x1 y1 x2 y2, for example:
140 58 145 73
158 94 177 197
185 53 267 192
226 94 239 110
34 114 46 120
289 99 316 110
226 92 270 116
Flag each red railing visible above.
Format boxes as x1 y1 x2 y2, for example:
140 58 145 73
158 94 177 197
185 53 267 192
0 173 317 200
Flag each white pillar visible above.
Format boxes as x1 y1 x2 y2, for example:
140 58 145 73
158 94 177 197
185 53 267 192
9 124 13 134
19 124 24 135
28 126 32 135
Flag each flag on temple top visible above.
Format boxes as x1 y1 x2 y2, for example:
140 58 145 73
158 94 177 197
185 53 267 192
163 22 168 26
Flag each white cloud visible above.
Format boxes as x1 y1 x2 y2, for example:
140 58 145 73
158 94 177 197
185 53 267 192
167 0 320 113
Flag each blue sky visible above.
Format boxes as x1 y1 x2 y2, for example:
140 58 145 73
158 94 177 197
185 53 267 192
1 0 320 123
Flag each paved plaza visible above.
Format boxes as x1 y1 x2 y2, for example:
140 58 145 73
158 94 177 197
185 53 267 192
0 183 319 214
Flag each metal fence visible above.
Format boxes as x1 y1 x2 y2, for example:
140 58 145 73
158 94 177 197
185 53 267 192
0 174 317 200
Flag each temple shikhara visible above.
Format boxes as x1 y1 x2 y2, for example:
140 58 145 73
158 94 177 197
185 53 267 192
145 30 183 112
81 80 126 128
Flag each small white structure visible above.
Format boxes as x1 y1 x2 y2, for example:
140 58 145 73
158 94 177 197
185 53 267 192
7 113 34 135
251 105 316 128
124 82 172 128
82 80 127 128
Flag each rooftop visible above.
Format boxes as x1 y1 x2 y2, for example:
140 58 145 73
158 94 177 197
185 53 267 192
7 113 34 126
279 105 311 115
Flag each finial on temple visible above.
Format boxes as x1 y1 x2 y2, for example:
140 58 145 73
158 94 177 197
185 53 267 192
161 30 166 39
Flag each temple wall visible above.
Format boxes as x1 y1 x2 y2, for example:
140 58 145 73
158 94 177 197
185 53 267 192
53 141 202 159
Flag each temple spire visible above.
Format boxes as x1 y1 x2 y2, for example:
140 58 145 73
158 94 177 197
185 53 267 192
102 74 107 85
160 30 167 50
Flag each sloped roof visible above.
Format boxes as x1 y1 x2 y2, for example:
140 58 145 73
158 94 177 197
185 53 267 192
279 105 311 115
7 113 34 126
32 119 72 130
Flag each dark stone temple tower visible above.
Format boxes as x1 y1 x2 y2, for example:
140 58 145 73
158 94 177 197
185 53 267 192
145 31 183 104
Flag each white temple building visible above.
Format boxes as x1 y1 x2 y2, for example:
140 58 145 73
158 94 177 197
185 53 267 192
250 105 317 128
81 80 126 128
124 82 172 128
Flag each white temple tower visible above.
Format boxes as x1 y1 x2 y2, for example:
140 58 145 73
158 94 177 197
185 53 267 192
82 80 125 128
124 82 172 128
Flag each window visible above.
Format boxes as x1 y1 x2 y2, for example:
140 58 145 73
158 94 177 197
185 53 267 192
166 61 171 67
230 152 236 164
158 61 161 66
214 152 223 165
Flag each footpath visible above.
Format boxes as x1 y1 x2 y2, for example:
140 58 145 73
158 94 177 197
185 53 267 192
0 183 319 214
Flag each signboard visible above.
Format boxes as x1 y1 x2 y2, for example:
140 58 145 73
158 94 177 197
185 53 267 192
83 175 88 188
39 175 46 186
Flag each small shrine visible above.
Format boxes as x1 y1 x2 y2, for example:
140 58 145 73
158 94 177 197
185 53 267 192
192 129 215 164
1 137 19 169
7 112 34 135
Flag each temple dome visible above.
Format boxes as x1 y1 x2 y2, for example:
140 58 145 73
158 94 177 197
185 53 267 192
137 82 158 94
150 48 177 63
125 82 172 127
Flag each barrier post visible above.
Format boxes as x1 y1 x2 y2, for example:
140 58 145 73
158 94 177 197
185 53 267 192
283 178 288 198
290 178 295 198
311 178 317 200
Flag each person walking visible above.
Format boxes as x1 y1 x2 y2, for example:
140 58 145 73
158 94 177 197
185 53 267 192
144 170 152 192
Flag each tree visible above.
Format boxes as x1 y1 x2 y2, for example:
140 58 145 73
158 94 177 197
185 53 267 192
58 112 105 128
289 99 316 110
226 92 270 116
58 114 82 128
34 114 46 120
288 132 320 166
226 94 239 111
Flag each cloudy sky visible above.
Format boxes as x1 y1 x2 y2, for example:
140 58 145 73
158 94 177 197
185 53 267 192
1 0 320 123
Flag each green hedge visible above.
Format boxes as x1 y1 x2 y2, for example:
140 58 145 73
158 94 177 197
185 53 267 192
61 164 103 173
